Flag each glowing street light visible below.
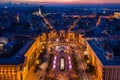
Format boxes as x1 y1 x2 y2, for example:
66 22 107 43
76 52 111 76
56 38 59 42
66 39 69 42
40 42 42 44
69 64 72 69
35 60 40 64
84 51 87 55
53 60 56 64
54 56 57 60
48 41 51 43
69 61 71 64
68 56 71 60
53 64 56 69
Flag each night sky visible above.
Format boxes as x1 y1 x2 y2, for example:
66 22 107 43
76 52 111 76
0 0 120 4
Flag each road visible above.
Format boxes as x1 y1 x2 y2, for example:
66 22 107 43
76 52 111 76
50 46 74 80
36 12 93 80
68 17 80 32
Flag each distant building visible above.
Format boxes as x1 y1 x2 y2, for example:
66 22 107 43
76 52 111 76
0 37 9 45
113 12 120 19
0 44 3 51
59 30 66 39
16 14 20 23
32 8 43 17
67 31 75 41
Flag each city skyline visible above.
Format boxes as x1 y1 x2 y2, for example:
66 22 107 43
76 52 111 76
0 1 120 80
0 0 120 4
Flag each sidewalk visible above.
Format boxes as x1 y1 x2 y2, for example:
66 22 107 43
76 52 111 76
25 63 37 80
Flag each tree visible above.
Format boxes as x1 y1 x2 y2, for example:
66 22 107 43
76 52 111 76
84 55 89 62
45 76 52 80
86 63 96 75
73 77 80 80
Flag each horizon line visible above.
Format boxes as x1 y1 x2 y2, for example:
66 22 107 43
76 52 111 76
0 1 120 5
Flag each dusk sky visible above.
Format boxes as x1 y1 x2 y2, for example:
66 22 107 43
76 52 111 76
0 0 120 4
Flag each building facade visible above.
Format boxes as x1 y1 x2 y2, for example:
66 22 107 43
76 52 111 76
86 40 120 80
0 36 41 80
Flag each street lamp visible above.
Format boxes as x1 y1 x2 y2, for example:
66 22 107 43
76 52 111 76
35 60 40 64
53 64 56 69
66 39 69 42
84 51 87 55
40 42 42 44
56 38 59 42
48 41 51 43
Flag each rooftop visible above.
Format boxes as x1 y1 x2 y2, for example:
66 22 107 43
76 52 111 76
0 40 34 65
87 40 120 66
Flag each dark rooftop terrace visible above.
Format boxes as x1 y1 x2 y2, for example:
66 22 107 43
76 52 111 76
87 40 120 66
0 40 34 65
